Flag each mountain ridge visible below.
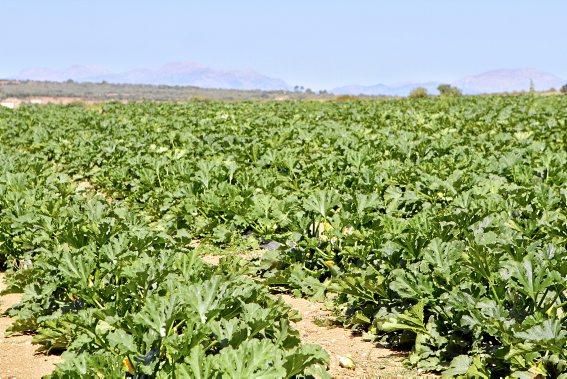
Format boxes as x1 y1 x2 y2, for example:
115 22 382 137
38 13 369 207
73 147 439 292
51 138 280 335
333 68 565 96
14 62 289 91
11 65 566 95
455 68 564 94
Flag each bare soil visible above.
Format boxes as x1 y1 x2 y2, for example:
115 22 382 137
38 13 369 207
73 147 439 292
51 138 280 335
280 294 420 379
0 97 94 108
0 273 60 379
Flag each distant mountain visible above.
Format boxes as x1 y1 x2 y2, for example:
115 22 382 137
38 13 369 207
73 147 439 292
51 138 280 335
454 68 564 94
17 65 112 82
333 68 565 96
13 65 566 95
14 62 289 91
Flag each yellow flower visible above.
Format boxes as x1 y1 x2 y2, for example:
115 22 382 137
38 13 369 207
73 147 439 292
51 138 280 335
122 357 135 374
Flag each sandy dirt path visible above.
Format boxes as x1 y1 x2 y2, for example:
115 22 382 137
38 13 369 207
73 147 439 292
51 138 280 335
280 294 419 379
0 273 60 379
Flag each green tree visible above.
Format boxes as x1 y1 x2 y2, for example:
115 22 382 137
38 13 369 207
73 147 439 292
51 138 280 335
437 84 462 96
409 87 428 98
560 84 567 94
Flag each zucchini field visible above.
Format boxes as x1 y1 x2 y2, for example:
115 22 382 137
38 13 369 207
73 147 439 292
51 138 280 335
0 95 566 378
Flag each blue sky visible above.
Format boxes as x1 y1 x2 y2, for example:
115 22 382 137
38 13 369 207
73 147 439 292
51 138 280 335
1 0 566 89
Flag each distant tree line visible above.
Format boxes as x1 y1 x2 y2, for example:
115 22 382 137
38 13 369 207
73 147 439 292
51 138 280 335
0 80 336 102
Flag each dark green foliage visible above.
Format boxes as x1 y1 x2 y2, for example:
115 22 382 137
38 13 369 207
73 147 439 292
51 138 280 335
409 87 429 98
437 84 462 96
1 95 566 377
0 106 329 377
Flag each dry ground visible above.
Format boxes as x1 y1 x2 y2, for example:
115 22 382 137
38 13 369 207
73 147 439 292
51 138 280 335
280 294 418 378
0 273 61 379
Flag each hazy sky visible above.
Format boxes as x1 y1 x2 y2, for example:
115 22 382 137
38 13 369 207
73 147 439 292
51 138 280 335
1 0 565 89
